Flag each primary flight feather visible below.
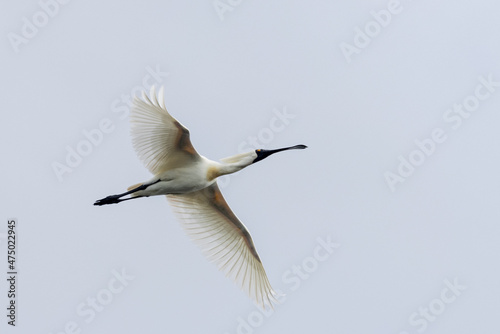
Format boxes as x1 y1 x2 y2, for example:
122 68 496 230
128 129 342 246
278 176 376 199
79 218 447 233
94 86 307 308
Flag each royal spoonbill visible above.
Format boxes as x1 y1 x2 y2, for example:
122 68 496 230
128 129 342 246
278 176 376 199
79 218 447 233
94 86 307 308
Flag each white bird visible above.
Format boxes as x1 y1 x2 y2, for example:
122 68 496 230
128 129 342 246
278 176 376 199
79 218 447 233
94 86 306 308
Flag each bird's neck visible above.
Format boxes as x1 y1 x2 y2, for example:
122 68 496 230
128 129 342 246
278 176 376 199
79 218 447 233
217 162 248 176
212 151 256 178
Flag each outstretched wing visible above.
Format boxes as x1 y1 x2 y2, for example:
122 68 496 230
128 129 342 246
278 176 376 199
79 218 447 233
131 86 200 175
167 183 277 308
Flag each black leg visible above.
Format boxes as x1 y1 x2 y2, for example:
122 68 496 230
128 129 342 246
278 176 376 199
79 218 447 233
94 180 160 206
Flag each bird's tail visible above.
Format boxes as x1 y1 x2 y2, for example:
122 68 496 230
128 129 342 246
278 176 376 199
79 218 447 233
127 183 144 198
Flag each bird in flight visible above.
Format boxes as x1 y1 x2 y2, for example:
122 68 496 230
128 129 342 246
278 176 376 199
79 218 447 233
94 86 306 308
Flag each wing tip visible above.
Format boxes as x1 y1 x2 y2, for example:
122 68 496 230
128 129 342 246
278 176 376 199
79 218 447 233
132 85 167 109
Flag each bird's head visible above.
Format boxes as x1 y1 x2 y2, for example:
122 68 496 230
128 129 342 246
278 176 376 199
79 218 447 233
253 144 307 163
218 144 307 176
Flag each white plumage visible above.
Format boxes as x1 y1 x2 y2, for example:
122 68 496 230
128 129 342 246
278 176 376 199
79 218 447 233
95 86 307 308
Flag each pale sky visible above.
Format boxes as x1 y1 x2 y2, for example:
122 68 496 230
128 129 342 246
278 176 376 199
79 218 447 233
2 1 500 333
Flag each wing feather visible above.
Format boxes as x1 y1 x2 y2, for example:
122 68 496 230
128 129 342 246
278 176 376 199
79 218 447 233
167 183 277 308
131 86 200 175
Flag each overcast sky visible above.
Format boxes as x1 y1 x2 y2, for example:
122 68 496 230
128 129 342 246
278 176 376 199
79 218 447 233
2 1 500 333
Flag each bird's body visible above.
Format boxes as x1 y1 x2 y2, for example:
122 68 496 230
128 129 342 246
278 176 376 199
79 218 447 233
131 157 216 196
94 86 306 308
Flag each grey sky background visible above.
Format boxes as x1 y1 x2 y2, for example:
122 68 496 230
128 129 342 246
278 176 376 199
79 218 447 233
2 0 500 333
